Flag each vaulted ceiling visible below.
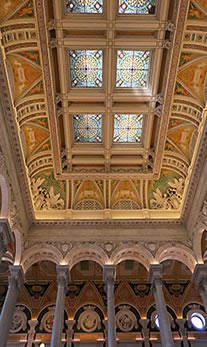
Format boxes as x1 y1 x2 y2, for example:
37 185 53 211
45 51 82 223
0 0 207 221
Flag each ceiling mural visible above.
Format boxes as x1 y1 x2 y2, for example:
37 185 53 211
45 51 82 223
0 0 207 220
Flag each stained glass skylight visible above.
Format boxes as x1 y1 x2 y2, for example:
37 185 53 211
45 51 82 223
113 114 143 143
66 0 103 14
116 50 150 88
73 115 102 142
119 0 156 14
69 50 103 88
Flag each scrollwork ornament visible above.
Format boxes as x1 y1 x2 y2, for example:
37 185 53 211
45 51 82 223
10 306 27 333
116 306 138 332
77 306 101 333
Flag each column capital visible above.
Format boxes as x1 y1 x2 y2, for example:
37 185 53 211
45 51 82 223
9 265 25 288
148 264 163 284
104 265 116 283
192 264 207 288
28 319 38 329
56 265 70 288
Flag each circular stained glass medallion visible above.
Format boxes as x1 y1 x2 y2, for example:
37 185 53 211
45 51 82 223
121 55 144 83
75 55 97 83
128 0 149 6
78 117 98 139
75 0 95 4
118 118 139 139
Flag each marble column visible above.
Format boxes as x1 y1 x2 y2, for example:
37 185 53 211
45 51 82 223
51 265 70 347
0 265 25 347
0 219 12 262
192 264 207 314
27 320 38 347
104 265 116 347
65 320 75 347
148 265 174 347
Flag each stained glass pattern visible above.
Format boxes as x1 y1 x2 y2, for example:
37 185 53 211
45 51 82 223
116 50 150 88
69 50 103 88
119 0 156 14
113 114 143 143
73 115 102 142
66 0 103 13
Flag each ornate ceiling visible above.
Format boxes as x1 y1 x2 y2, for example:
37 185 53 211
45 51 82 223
0 0 207 221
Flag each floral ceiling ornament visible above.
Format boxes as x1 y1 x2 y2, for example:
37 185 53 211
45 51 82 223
150 177 184 209
31 177 64 210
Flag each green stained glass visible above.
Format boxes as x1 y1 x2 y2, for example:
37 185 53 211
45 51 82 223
66 0 103 13
73 114 102 142
119 0 156 14
69 50 103 88
113 114 143 143
116 50 150 88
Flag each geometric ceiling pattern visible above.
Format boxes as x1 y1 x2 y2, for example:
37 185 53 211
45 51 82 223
0 0 207 220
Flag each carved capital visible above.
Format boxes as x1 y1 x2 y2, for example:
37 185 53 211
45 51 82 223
148 264 163 284
104 265 116 284
56 265 70 289
9 265 25 289
192 264 207 291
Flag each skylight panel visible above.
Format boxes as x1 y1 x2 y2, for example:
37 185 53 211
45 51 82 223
119 0 156 14
116 50 150 88
113 114 143 143
73 115 102 142
69 50 103 88
66 0 103 14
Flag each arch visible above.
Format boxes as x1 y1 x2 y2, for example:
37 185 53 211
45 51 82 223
13 229 22 265
64 244 108 269
111 245 155 271
21 245 63 273
0 174 9 217
155 244 197 273
192 221 207 264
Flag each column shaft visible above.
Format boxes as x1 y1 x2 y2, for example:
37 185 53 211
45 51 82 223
104 265 116 347
107 280 116 347
51 265 69 347
0 266 24 347
154 281 174 347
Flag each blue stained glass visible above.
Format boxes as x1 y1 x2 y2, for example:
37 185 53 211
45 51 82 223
66 0 103 13
119 0 156 14
116 50 150 88
69 50 103 88
73 114 102 142
113 114 143 143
